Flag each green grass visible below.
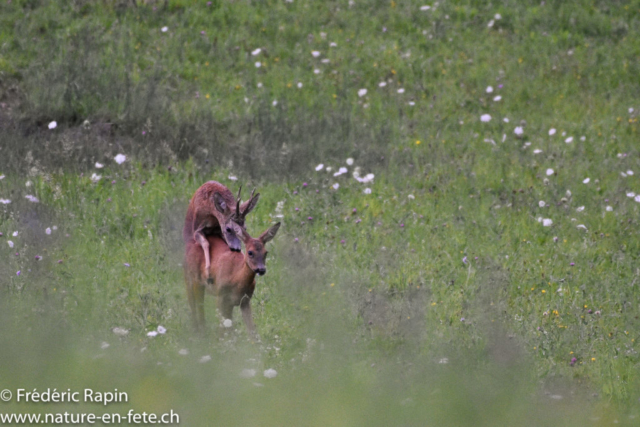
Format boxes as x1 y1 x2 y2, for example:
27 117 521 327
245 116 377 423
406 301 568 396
1 0 640 425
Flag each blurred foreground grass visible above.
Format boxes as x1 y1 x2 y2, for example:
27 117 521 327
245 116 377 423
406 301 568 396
1 0 640 424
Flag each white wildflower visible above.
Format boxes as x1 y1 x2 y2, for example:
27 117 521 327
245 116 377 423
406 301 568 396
480 114 491 122
223 319 233 328
363 188 372 194
240 369 257 378
263 368 278 378
315 164 324 171
48 121 57 130
486 86 493 93
112 327 129 336
546 168 554 176
565 136 573 143
157 325 167 334
582 178 590 184
114 154 126 164
251 48 262 56
358 88 368 97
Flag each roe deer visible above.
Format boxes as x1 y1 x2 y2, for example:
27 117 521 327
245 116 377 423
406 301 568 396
184 221 281 335
183 181 260 281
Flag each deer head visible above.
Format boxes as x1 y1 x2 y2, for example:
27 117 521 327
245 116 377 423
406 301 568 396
211 185 261 252
212 192 242 252
232 222 281 276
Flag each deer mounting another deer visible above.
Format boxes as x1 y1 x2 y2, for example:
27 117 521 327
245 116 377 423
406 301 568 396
183 181 260 282
184 221 281 336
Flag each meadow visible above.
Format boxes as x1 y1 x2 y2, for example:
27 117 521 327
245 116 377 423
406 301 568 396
1 0 640 425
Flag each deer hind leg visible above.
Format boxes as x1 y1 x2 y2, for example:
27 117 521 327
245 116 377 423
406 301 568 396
193 281 206 330
184 268 200 330
194 230 213 284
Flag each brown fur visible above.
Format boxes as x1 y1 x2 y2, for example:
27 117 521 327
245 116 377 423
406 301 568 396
183 181 260 279
184 222 280 336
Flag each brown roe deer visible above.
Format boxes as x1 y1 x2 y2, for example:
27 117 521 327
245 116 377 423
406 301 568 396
184 221 281 335
183 181 260 281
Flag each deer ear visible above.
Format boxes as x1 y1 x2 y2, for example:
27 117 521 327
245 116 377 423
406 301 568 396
241 191 260 217
213 192 229 214
231 221 250 243
259 222 280 244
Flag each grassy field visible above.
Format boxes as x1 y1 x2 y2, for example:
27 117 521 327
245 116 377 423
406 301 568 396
1 0 640 425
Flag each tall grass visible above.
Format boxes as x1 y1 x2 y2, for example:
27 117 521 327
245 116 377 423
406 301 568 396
1 0 640 424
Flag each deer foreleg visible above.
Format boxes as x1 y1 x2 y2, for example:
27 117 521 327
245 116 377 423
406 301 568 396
194 230 212 283
240 296 258 339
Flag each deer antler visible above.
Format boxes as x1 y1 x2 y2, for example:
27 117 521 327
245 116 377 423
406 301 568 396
243 188 256 216
235 185 242 218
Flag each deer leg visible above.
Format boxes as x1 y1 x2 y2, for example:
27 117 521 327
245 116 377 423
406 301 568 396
216 296 235 338
216 296 234 323
188 279 205 332
194 230 213 284
240 296 259 340
185 276 198 330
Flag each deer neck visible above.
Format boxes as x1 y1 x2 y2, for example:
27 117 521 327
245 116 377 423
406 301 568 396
238 254 256 283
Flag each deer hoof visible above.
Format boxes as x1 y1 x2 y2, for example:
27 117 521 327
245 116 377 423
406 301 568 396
207 278 214 285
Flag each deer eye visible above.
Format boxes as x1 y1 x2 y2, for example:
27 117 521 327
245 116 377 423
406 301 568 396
226 227 232 233
248 251 254 257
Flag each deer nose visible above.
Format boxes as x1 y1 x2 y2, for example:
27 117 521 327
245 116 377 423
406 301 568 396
255 268 266 276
